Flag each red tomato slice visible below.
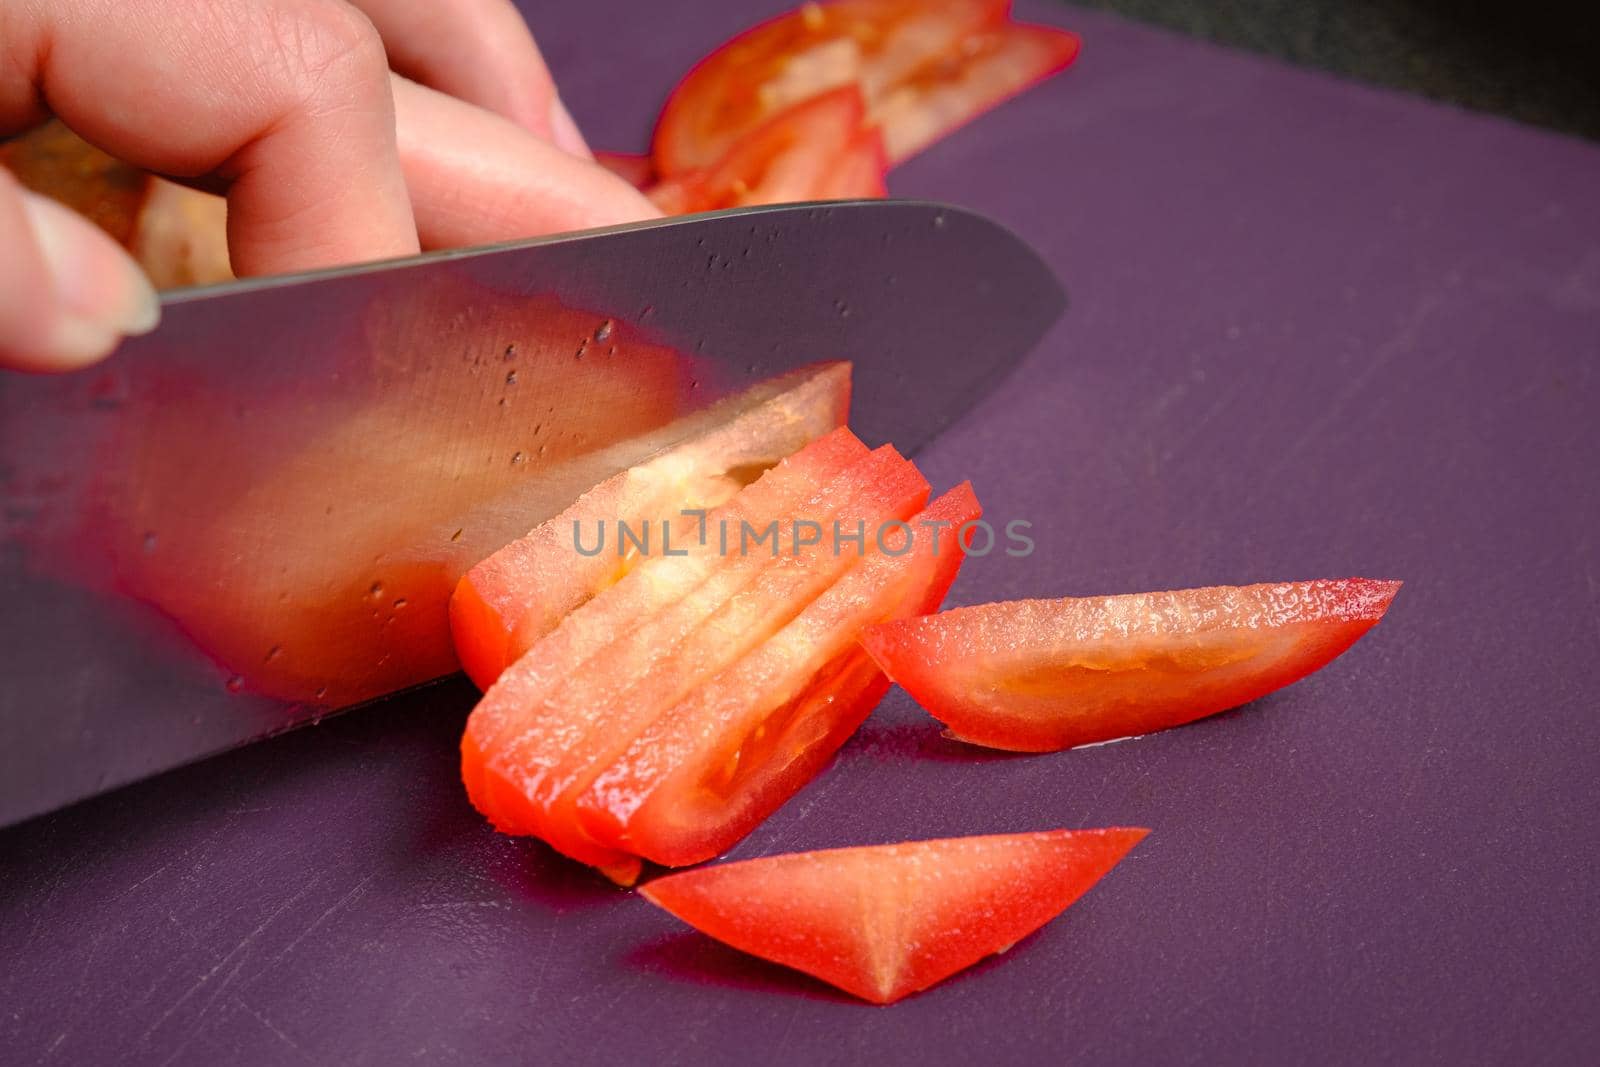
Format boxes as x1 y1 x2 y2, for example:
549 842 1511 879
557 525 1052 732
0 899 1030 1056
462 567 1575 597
817 126 889 199
640 828 1148 1003
479 446 930 875
861 579 1402 752
459 426 869 832
653 0 1008 175
647 86 882 215
594 151 656 190
580 482 980 867
451 363 851 690
872 22 1081 163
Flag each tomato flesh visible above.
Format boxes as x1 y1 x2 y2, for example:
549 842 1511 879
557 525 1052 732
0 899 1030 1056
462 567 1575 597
460 426 868 826
451 363 850 690
861 578 1402 752
872 22 1081 163
816 126 889 200
641 827 1147 1003
647 87 884 214
652 0 1008 175
480 445 928 872
581 482 980 867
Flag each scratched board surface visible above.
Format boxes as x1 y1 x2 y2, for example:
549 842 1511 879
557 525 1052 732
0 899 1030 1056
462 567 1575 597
3 2 1598 1063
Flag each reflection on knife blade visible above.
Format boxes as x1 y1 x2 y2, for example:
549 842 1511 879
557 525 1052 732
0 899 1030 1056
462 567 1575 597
3 278 746 707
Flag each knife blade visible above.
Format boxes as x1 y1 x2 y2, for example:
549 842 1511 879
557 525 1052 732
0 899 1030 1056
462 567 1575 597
0 199 1064 827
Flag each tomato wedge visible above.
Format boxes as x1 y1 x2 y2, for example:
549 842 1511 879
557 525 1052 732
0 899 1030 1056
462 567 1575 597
581 482 980 867
652 0 1009 175
640 828 1148 1003
861 579 1402 752
460 426 869 834
646 87 885 215
479 446 929 878
451 363 850 690
871 22 1081 163
816 127 889 200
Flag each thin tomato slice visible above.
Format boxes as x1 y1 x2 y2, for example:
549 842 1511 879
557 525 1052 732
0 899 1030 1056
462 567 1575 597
582 482 979 867
460 426 869 827
653 0 1008 175
640 828 1148 1003
451 363 850 689
862 579 1402 752
647 86 881 215
817 126 889 200
480 446 930 875
872 22 1080 163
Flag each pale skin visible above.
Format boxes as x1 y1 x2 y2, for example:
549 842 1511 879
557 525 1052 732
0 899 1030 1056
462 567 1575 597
0 0 660 372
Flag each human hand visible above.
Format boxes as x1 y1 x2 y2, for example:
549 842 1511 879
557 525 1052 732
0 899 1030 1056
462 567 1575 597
0 0 659 372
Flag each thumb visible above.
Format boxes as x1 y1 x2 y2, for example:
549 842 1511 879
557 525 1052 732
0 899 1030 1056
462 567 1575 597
0 168 160 373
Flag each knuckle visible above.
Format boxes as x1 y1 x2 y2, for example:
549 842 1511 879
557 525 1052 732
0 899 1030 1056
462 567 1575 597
262 0 389 103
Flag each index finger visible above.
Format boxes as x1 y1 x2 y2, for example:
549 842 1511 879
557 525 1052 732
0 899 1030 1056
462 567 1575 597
1 0 418 276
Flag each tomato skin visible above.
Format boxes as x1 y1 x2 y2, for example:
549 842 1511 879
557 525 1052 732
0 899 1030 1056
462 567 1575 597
580 483 980 867
640 827 1148 1003
861 578 1402 752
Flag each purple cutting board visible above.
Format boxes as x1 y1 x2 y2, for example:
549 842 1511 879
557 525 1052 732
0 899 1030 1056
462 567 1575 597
3 2 1597 1062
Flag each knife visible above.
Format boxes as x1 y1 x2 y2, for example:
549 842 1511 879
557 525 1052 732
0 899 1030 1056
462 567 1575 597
0 199 1064 827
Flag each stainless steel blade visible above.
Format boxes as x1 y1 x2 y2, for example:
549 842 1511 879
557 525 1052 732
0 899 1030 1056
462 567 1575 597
0 199 1064 826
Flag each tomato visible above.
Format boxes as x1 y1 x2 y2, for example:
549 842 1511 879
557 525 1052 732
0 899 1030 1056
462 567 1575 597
640 828 1148 1003
816 126 889 200
477 445 930 878
459 426 869 838
861 579 1402 752
451 362 851 690
646 87 885 215
652 0 1009 175
594 151 656 190
871 22 1081 163
580 482 980 867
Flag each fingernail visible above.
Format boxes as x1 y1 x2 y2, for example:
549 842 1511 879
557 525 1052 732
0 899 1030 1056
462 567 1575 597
547 95 593 159
21 190 160 368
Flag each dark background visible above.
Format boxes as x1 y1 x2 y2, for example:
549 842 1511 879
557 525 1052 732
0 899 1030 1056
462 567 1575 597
1076 0 1600 141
